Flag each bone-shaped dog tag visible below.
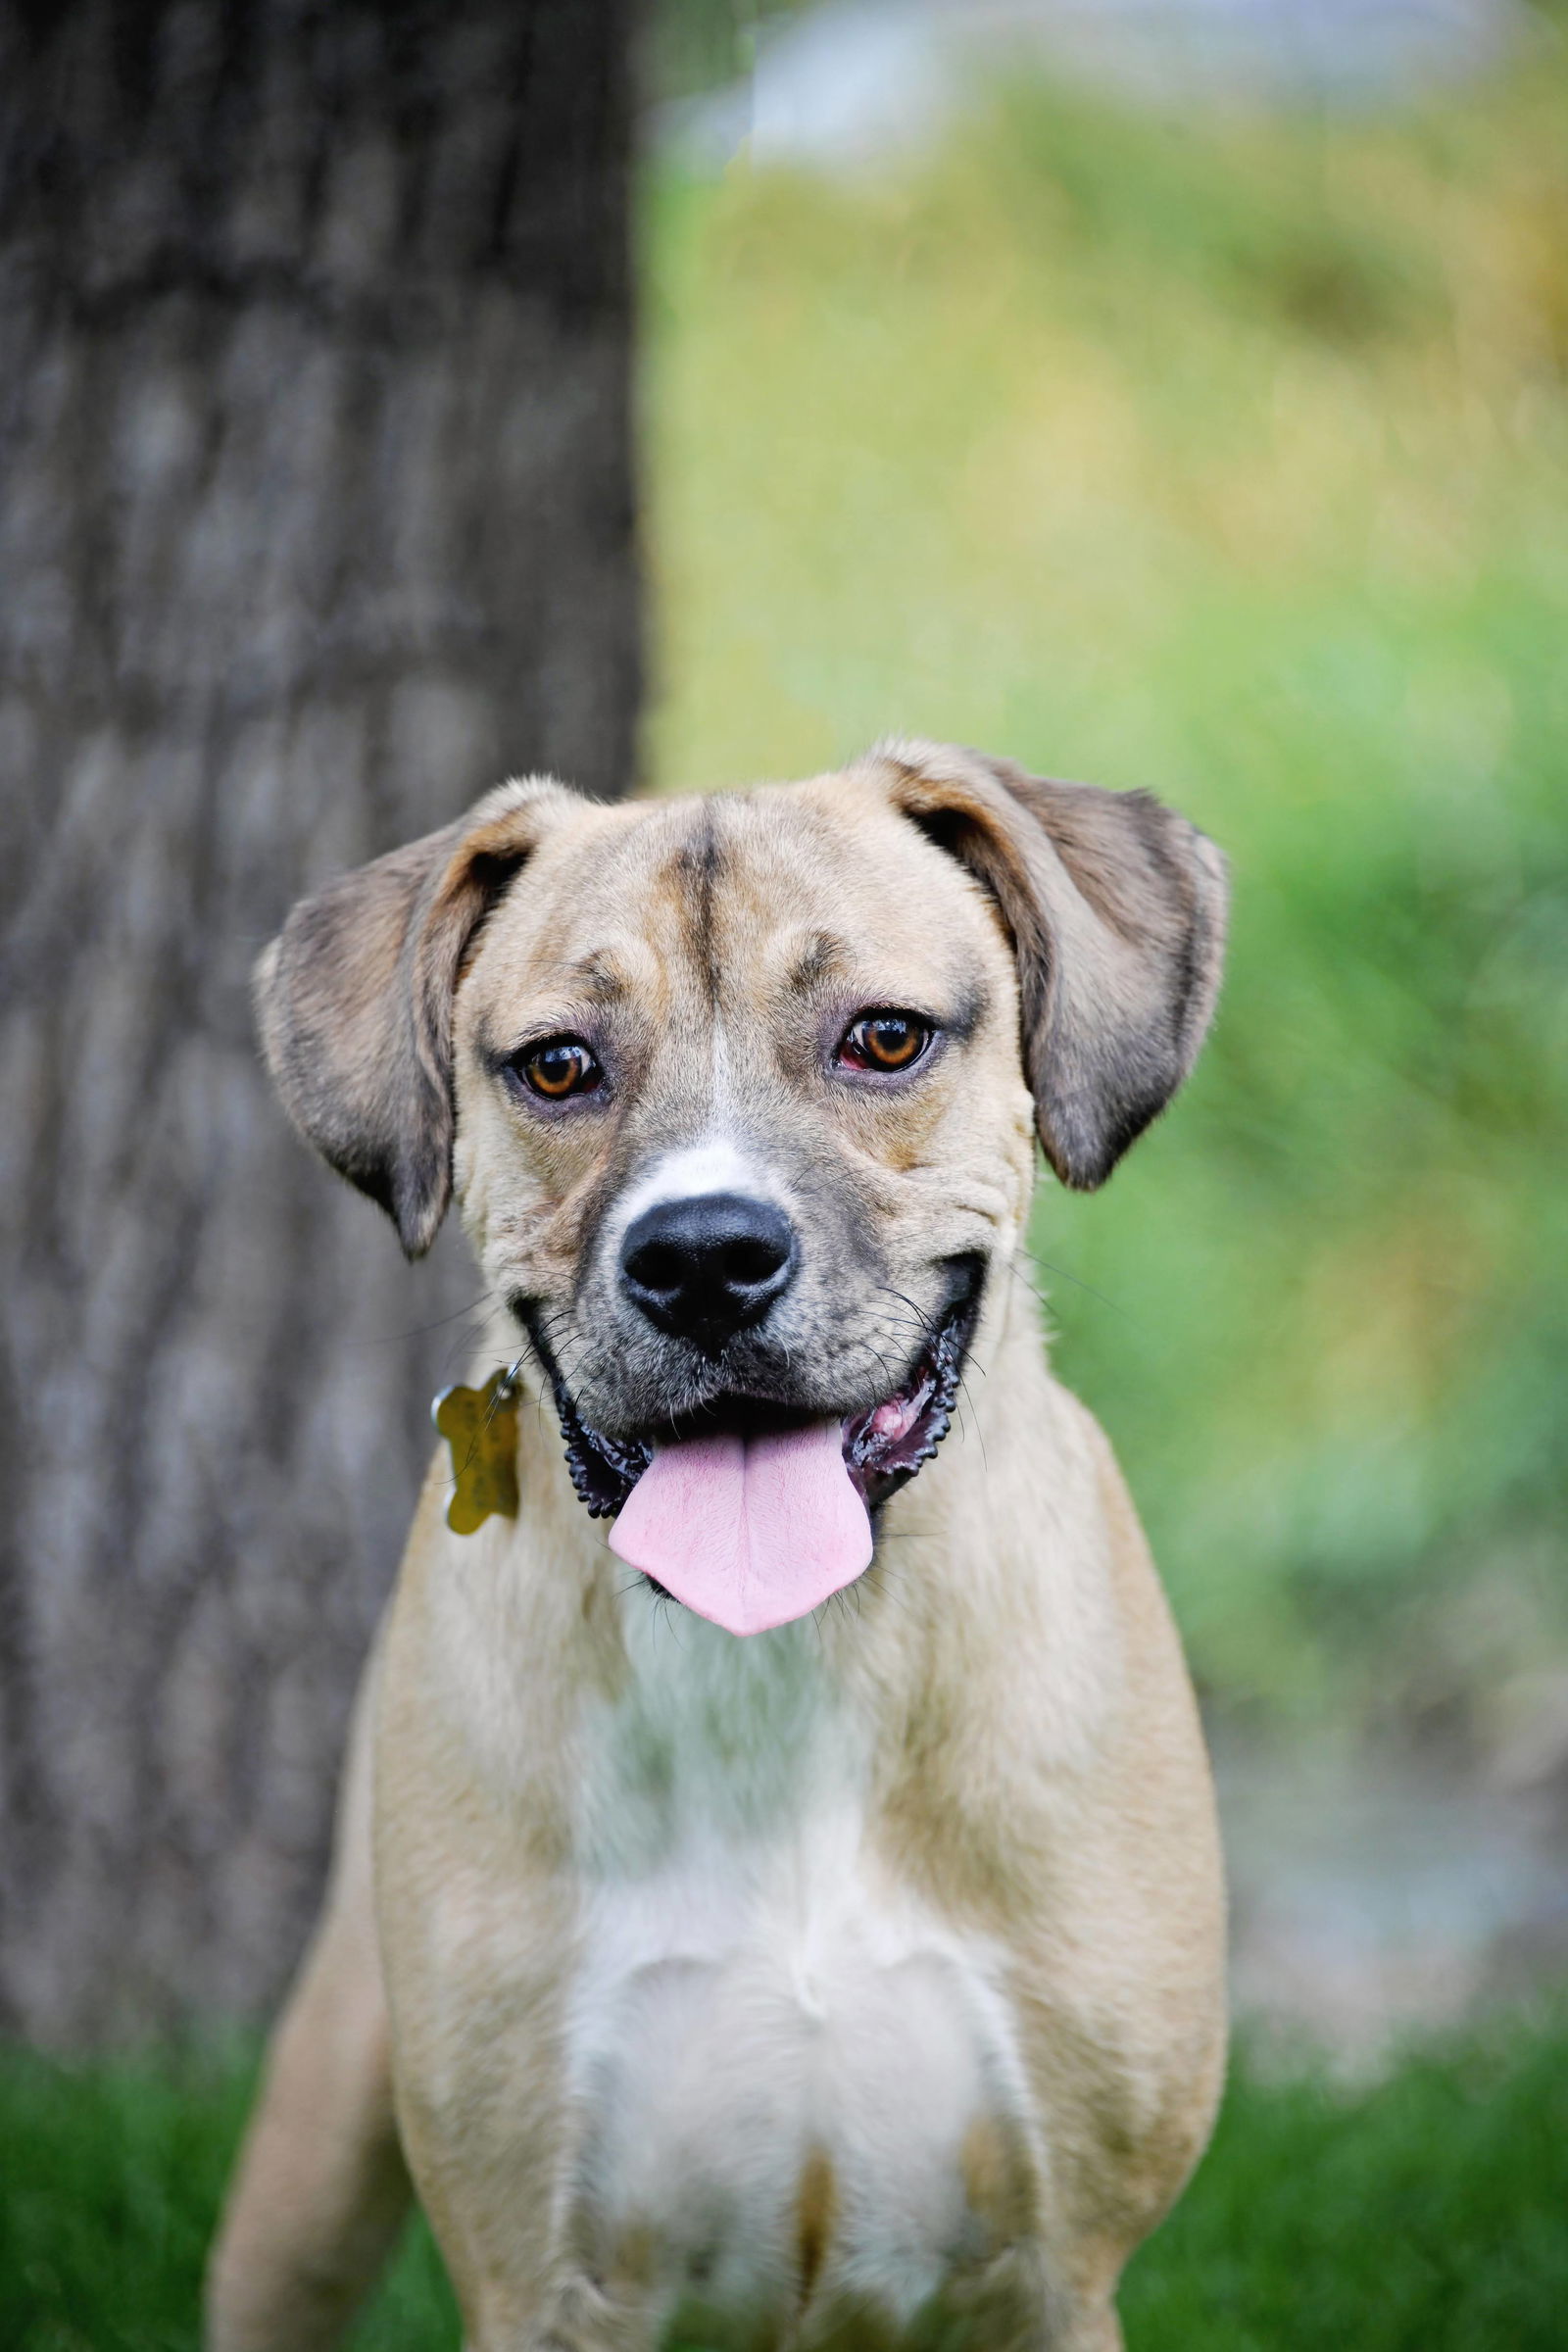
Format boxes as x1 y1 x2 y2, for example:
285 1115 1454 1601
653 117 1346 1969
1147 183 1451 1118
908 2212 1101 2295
432 1368 520 1535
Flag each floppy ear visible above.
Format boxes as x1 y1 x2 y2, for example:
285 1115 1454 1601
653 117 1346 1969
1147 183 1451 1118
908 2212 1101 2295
878 739 1228 1189
254 777 578 1256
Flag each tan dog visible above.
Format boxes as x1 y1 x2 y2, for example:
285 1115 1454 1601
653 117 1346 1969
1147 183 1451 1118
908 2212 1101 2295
207 740 1228 2352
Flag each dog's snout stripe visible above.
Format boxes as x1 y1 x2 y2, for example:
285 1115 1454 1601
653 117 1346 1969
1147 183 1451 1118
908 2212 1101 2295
613 1138 776 1232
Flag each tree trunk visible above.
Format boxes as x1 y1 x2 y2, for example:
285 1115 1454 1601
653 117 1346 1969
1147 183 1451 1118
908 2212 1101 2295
0 0 640 2043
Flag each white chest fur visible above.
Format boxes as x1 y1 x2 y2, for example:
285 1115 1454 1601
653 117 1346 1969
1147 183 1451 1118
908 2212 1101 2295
564 1592 1037 2335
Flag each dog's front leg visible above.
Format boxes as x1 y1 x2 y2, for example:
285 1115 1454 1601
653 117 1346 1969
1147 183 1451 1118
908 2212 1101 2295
206 1646 410 2352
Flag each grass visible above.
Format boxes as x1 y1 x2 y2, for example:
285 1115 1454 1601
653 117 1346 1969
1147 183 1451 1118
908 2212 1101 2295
1120 2014 1568 2350
0 2043 457 2350
640 48 1568 1729
4 2015 1568 2348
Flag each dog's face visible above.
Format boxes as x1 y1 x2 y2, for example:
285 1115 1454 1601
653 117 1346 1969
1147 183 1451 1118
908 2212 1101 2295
451 763 1036 1509
257 741 1226 1571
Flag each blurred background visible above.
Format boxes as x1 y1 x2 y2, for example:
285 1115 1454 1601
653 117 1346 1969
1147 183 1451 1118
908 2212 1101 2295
2 0 1566 2344
647 0 1568 2057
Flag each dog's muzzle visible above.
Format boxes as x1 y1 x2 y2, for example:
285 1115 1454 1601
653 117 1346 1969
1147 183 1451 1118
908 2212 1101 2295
519 1252 984 1638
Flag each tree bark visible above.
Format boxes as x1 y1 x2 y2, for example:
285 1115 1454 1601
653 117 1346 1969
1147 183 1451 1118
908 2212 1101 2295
0 0 640 2042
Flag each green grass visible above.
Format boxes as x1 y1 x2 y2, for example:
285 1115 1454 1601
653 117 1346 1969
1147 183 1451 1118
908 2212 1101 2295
1121 2015 1568 2350
0 2044 457 2350
641 54 1568 1728
4 2017 1568 2347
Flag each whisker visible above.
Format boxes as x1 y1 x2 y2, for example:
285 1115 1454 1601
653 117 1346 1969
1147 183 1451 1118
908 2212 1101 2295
1016 1250 1137 1328
874 1284 943 1343
352 1289 502 1351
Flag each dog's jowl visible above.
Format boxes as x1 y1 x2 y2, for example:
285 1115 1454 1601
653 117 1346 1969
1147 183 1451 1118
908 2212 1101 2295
208 741 1229 2352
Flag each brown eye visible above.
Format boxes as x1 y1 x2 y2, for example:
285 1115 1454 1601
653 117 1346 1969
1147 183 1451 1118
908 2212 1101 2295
514 1037 602 1101
837 1010 933 1073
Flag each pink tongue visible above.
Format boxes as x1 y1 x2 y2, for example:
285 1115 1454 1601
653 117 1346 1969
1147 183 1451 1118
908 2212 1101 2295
609 1420 872 1637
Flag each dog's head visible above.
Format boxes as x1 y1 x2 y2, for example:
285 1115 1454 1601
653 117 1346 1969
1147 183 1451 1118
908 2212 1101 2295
257 741 1225 1629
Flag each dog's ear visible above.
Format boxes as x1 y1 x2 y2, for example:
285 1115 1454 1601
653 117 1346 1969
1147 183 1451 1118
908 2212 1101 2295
255 778 578 1256
879 739 1228 1189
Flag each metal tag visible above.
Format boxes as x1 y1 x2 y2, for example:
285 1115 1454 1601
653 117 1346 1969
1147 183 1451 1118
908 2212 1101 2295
432 1367 520 1536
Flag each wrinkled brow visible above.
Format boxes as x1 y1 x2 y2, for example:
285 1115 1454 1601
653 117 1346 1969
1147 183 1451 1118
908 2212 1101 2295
784 931 855 993
562 950 632 1003
470 950 635 1067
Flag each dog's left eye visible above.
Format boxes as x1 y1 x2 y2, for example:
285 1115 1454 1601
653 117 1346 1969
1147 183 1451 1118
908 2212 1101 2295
512 1037 603 1100
835 1010 934 1073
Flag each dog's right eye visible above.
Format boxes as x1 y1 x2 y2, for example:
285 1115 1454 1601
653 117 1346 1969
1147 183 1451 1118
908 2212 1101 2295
511 1037 603 1101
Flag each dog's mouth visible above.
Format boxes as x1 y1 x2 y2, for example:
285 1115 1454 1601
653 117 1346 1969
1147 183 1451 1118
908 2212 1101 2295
519 1264 981 1637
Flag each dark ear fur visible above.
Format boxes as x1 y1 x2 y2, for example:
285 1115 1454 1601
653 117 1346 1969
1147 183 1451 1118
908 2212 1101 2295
255 778 575 1255
879 738 1228 1189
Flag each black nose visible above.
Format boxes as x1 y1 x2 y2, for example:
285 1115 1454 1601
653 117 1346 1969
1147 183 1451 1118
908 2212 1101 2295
620 1192 798 1352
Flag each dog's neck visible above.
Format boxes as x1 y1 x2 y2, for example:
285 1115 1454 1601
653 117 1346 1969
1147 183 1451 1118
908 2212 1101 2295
393 1255 1111 1945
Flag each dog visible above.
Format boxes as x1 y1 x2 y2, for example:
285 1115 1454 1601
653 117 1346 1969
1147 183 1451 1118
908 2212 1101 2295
207 739 1229 2352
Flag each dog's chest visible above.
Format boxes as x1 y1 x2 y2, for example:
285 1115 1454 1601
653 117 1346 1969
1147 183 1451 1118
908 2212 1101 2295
564 1598 1034 2334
